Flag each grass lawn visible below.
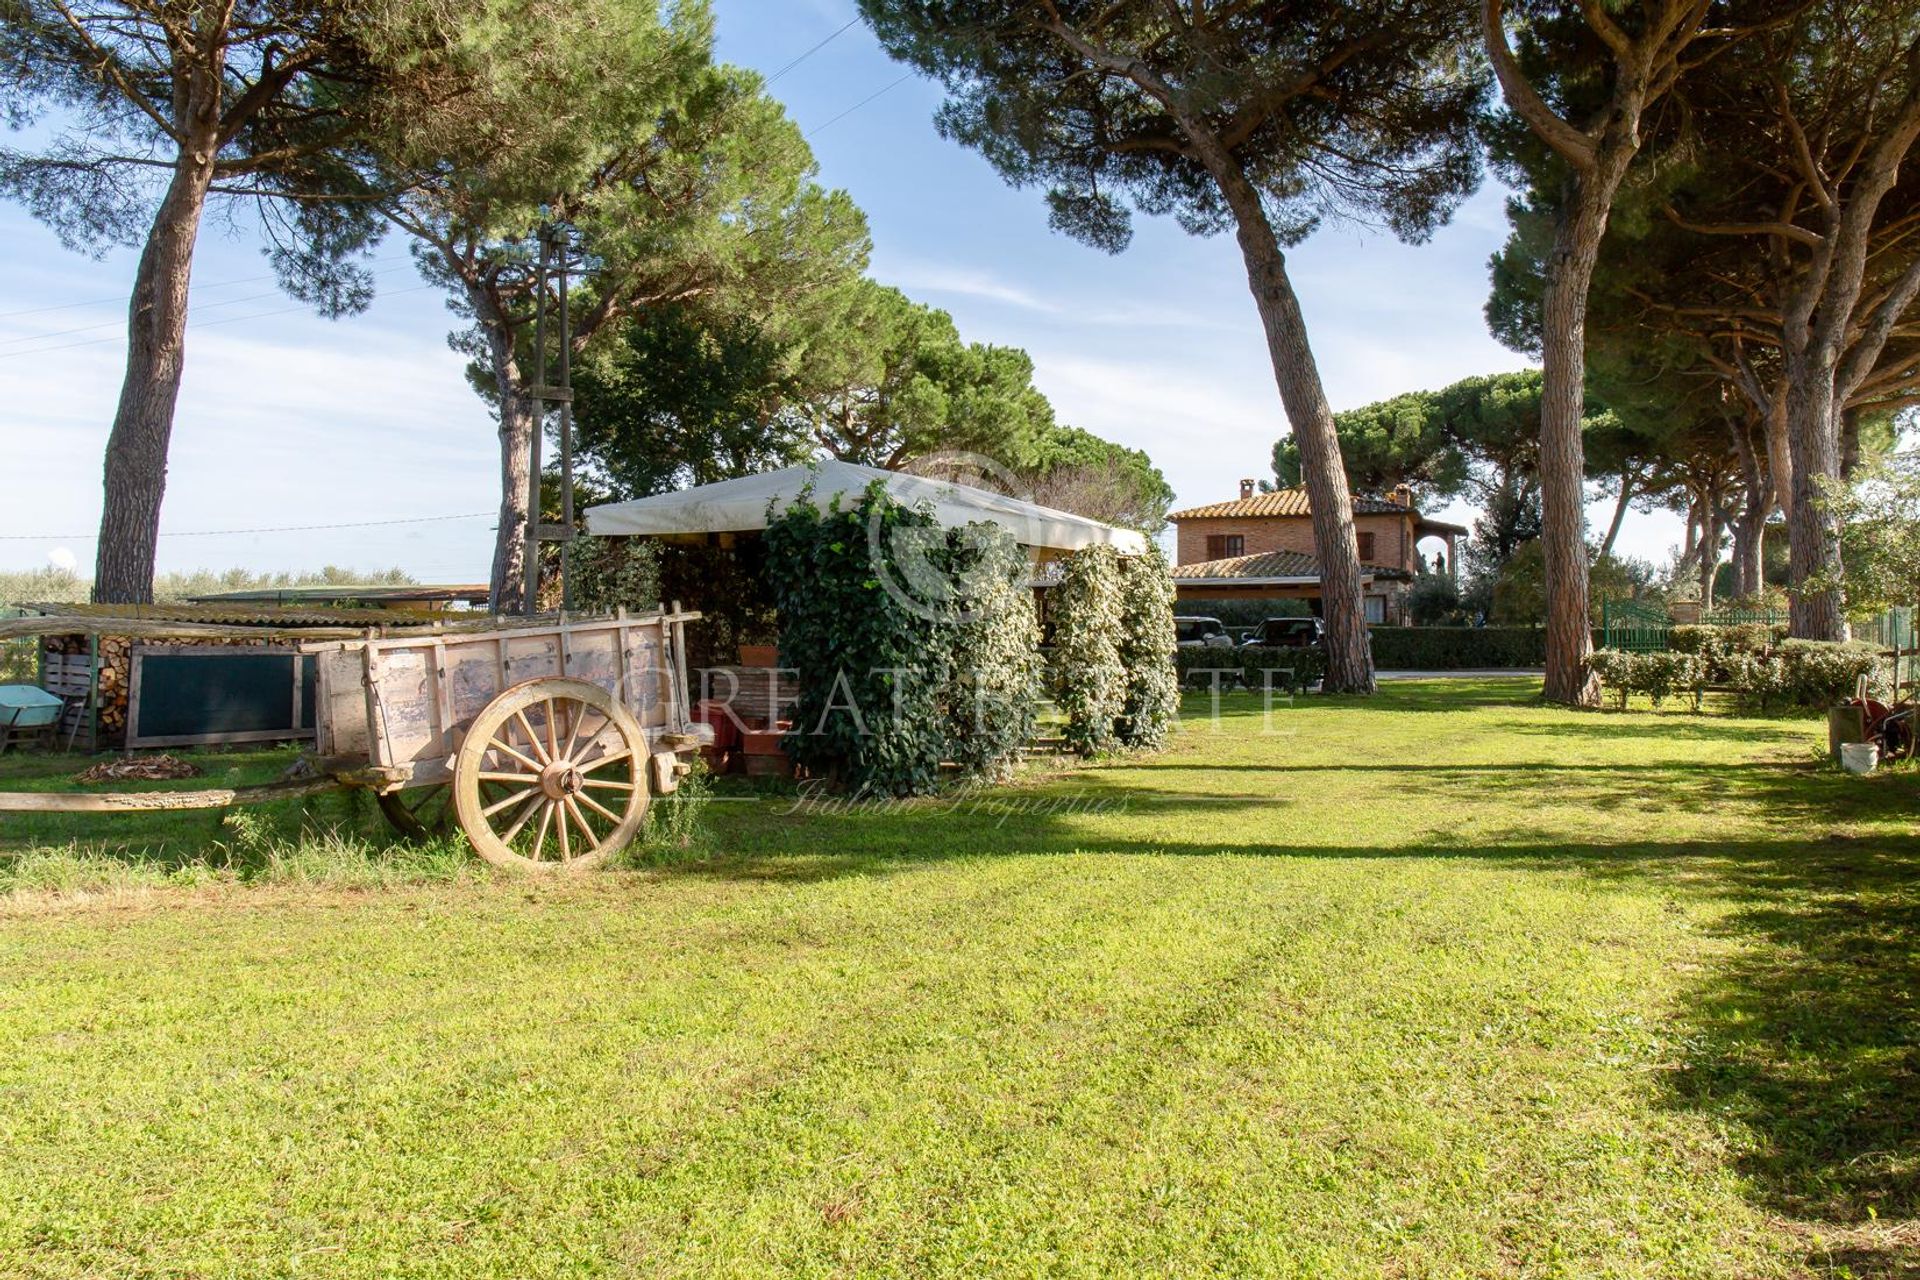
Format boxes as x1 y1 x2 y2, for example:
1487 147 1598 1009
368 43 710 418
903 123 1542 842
1 679 1917 1277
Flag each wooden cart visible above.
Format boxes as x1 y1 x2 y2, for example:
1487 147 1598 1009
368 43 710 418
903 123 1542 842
0 608 704 872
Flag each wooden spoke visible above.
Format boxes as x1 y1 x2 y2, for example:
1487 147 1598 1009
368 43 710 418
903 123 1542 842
488 735 545 775
575 789 622 825
530 799 557 863
453 678 650 871
513 709 552 765
480 786 537 819
498 791 545 846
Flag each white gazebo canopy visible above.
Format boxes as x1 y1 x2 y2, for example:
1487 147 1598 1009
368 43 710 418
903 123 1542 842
584 459 1147 554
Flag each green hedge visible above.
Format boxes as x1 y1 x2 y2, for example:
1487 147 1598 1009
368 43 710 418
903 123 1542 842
765 483 1041 794
1366 627 1545 670
1591 638 1883 711
1050 546 1127 755
1115 548 1179 749
1175 645 1327 692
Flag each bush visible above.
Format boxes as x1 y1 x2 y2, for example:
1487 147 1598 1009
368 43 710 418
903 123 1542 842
1115 547 1178 749
1175 645 1328 693
1051 546 1127 755
1775 639 1882 709
765 485 950 795
1366 626 1545 670
1588 649 1707 709
940 524 1041 781
1407 573 1464 625
570 536 661 613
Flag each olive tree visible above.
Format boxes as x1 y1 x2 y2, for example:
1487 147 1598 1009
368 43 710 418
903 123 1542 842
858 0 1489 694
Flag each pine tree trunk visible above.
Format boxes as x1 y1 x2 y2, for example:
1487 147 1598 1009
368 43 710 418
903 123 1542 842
1697 500 1720 610
1211 167 1373 693
1534 173 1612 707
92 137 217 603
1727 414 1766 600
1764 388 1794 527
1784 345 1847 640
484 324 535 614
1596 470 1634 562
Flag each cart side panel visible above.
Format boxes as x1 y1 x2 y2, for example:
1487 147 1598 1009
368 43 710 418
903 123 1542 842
316 650 371 758
561 629 620 691
623 625 668 729
503 634 561 685
368 646 442 767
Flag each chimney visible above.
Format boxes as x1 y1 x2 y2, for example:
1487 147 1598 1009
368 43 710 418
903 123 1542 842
1239 478 1257 500
1391 483 1414 510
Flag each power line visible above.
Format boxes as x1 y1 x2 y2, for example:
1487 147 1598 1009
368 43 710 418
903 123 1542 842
764 16 860 85
805 72 914 139
0 511 494 542
0 282 440 361
0 257 417 323
0 263 422 350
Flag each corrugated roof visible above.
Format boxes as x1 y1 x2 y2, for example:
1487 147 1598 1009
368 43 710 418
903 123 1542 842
1168 486 1413 521
1169 550 1411 583
19 601 455 628
185 584 490 607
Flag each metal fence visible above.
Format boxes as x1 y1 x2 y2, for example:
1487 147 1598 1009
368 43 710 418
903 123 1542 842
1600 599 1914 655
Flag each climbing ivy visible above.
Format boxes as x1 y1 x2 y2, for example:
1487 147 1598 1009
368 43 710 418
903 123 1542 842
1050 545 1126 755
765 484 1042 793
941 522 1041 781
1115 545 1178 749
765 484 947 795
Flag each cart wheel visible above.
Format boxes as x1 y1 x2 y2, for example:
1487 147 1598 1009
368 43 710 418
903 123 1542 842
453 678 650 871
377 785 455 841
1883 709 1917 763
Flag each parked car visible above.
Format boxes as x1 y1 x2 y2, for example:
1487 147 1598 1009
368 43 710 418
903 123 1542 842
1174 616 1235 649
1241 616 1324 649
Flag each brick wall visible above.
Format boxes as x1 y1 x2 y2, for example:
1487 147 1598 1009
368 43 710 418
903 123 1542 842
1175 512 1414 571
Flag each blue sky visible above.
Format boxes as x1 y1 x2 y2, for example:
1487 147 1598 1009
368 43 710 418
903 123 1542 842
0 0 1681 581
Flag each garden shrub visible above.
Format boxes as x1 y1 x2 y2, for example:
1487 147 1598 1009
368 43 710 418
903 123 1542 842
1115 547 1178 749
1366 626 1545 670
1175 645 1328 693
569 535 661 613
940 523 1041 781
1588 649 1707 709
765 485 949 795
1051 545 1126 755
1724 651 1789 710
1775 639 1881 708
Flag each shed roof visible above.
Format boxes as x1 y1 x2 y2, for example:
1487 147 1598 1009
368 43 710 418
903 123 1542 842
585 459 1147 554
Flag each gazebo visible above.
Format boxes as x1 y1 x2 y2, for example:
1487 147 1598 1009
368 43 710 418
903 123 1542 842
585 459 1147 555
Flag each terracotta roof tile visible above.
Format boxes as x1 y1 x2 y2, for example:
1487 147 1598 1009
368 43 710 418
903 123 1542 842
1169 551 1410 583
1168 486 1413 521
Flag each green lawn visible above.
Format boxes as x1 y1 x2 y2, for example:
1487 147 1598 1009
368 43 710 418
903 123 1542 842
2 680 1917 1277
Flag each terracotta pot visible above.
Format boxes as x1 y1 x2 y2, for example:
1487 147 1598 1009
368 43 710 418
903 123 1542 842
737 643 779 669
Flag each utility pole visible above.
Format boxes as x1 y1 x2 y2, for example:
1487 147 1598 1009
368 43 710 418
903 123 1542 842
522 223 578 615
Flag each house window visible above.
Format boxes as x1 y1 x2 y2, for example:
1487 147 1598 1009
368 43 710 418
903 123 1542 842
1206 534 1245 560
1357 531 1376 562
1365 595 1387 624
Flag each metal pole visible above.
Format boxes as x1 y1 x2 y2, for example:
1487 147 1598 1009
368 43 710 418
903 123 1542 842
557 234 575 612
523 230 550 615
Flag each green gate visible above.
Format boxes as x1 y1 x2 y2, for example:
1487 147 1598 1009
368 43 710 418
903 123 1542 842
1600 599 1672 653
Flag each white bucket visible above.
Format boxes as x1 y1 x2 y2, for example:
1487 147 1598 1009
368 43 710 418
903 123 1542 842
1841 742 1880 774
